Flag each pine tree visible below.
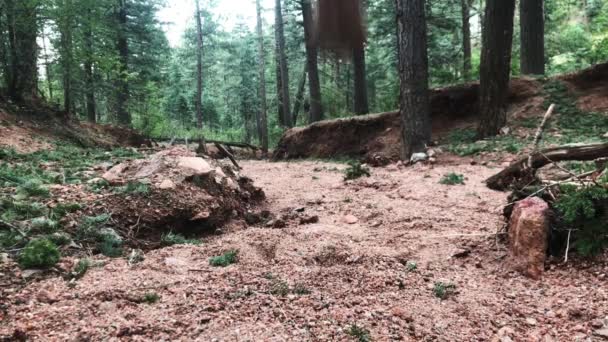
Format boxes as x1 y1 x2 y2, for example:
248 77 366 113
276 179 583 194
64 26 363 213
520 0 545 75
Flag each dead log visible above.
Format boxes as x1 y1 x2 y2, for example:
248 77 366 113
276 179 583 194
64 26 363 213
486 143 608 191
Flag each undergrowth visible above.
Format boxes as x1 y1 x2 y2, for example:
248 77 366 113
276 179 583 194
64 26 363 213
209 250 239 267
344 161 371 181
440 173 465 185
346 324 372 342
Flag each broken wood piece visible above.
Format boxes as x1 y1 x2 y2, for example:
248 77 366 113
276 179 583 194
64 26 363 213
486 142 608 191
214 142 241 170
528 104 555 168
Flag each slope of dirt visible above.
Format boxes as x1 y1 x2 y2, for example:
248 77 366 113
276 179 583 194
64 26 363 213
0 102 150 153
2 160 606 340
273 63 608 162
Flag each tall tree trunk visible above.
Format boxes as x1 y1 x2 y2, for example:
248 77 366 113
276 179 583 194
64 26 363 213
353 46 369 114
461 0 473 81
520 0 545 75
275 58 284 126
60 0 73 115
477 0 516 138
395 0 431 160
116 0 130 126
195 0 207 151
41 28 53 101
0 3 10 93
256 0 269 154
275 0 292 128
301 0 323 123
83 10 95 123
6 0 38 102
292 65 307 124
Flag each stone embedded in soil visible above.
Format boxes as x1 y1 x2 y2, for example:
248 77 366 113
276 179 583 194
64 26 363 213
158 179 175 190
342 215 359 224
176 157 213 176
508 197 551 279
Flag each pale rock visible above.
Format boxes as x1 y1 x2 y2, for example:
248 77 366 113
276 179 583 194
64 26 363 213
158 179 175 190
342 215 359 224
410 153 428 163
595 329 608 339
102 163 129 183
176 157 214 176
500 127 511 135
99 228 122 243
526 317 538 326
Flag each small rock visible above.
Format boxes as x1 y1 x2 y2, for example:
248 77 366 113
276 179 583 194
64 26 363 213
0 253 9 264
410 153 428 163
158 179 175 190
592 320 605 329
36 290 58 304
451 248 471 258
21 269 43 279
526 317 538 326
500 126 511 135
594 328 608 339
342 215 359 225
176 157 213 176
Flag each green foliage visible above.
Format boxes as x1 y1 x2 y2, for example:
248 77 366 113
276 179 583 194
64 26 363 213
555 184 608 256
209 250 239 267
16 179 50 198
405 261 418 272
440 173 465 185
1 200 48 221
77 214 111 240
433 282 457 300
113 182 150 195
270 280 290 296
31 217 59 233
161 232 201 246
293 283 311 295
346 324 372 342
19 239 61 269
445 128 525 156
143 292 161 304
70 259 91 280
51 203 82 219
97 234 123 258
344 161 371 181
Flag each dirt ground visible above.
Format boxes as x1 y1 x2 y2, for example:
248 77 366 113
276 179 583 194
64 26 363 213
2 158 607 341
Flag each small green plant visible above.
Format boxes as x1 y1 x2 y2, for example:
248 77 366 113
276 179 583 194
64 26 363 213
161 232 201 246
405 261 418 272
270 280 290 296
440 173 465 185
47 232 72 246
209 249 239 267
114 182 150 195
346 324 372 342
51 202 82 219
97 234 123 258
344 161 371 181
143 292 160 304
293 283 311 295
88 178 110 193
30 217 59 233
433 282 457 300
19 239 61 269
16 179 50 198
70 259 91 279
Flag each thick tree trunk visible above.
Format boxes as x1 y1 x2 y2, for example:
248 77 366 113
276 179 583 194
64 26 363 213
292 65 307 125
275 0 292 128
60 0 74 115
0 3 8 92
275 56 284 126
395 0 431 160
256 0 269 154
194 0 207 153
476 0 516 139
461 0 473 81
301 0 323 123
353 46 369 114
520 0 545 75
84 9 96 123
116 0 130 126
6 0 38 102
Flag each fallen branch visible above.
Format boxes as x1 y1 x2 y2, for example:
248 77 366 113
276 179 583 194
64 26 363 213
214 143 241 170
486 143 608 191
528 104 555 168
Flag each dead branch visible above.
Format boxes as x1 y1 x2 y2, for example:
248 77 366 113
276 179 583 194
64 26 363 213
486 143 608 191
528 104 555 168
214 143 241 170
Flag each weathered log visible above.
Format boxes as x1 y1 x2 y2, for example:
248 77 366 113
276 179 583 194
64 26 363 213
486 143 608 191
214 143 241 170
155 138 259 151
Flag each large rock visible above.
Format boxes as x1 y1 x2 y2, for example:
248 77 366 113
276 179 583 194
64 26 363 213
508 197 550 279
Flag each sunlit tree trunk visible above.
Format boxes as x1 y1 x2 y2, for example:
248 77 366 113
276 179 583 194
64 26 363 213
461 0 473 81
256 0 269 154
301 0 323 123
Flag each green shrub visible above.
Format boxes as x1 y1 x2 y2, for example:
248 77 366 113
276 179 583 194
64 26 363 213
440 173 465 185
143 292 160 304
161 232 201 246
293 283 311 295
51 202 82 219
344 161 371 181
555 184 608 256
405 261 418 272
209 250 239 267
433 282 456 300
1 200 47 221
270 280 290 296
97 234 123 258
19 239 61 269
346 324 371 342
16 179 50 198
31 217 59 233
70 258 91 279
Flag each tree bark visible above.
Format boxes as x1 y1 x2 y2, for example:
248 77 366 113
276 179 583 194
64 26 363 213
353 46 369 114
301 0 323 123
520 0 545 75
194 0 207 152
83 8 96 123
116 0 130 126
275 54 284 126
274 0 292 128
0 2 9 93
60 0 74 115
292 65 307 125
256 0 269 154
461 0 473 81
476 0 516 139
395 0 431 160
41 28 54 101
6 0 38 102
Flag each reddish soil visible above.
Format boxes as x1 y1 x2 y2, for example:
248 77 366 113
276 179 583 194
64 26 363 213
2 159 606 341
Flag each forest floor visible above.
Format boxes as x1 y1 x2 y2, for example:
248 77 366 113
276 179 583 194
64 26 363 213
2 155 607 341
